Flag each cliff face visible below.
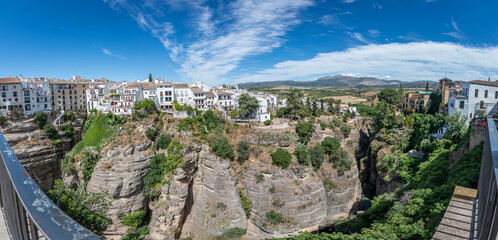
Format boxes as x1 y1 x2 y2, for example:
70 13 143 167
0 116 83 189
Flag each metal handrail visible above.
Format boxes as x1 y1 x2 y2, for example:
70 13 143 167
0 131 100 240
475 118 498 240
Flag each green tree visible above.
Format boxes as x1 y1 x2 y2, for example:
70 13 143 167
398 84 404 97
427 93 442 114
425 81 430 91
157 134 172 149
146 127 160 141
310 144 325 170
445 112 468 143
35 111 48 129
237 140 250 162
209 134 234 160
148 73 152 82
271 148 292 168
44 123 58 139
46 180 112 235
81 146 100 181
284 88 307 119
230 110 240 118
238 94 259 118
295 120 315 144
322 136 341 155
135 99 157 112
294 145 310 166
378 88 401 106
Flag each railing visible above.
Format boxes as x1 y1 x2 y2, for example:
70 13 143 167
475 118 498 239
0 131 100 240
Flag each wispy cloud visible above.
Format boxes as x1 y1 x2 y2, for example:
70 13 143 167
101 48 127 60
342 0 356 3
236 42 498 82
372 2 383 9
319 12 353 30
104 0 313 84
348 32 371 44
398 32 424 42
443 16 465 40
368 29 380 37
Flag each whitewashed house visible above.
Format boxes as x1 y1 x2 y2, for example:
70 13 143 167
173 83 191 105
216 90 235 112
191 87 206 110
448 80 498 125
255 96 271 122
0 77 23 116
157 82 174 111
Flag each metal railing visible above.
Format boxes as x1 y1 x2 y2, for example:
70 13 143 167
0 131 100 240
475 118 498 240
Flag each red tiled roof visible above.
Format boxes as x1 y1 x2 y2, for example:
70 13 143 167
142 83 157 90
125 84 142 89
469 80 498 87
173 83 189 88
205 92 216 98
0 77 21 85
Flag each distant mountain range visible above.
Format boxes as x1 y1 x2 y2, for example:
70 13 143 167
238 75 439 89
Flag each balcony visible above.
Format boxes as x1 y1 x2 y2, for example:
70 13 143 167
432 119 498 240
0 132 100 239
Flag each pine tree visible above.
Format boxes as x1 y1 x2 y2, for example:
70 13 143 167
425 81 429 91
148 73 152 82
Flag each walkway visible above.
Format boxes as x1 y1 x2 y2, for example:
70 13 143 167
432 186 477 240
0 206 10 239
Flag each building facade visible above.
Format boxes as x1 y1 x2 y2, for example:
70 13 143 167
448 80 498 124
50 80 89 112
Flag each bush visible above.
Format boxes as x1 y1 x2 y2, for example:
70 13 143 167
43 123 58 139
216 202 227 210
146 127 160 141
143 153 167 199
322 136 341 155
239 189 252 217
209 134 234 160
35 111 47 129
46 180 112 235
271 148 292 168
310 144 325 170
266 210 285 225
157 134 172 149
294 145 310 166
255 173 264 183
295 120 315 144
329 148 352 174
264 120 271 126
80 146 100 181
62 123 75 136
121 209 145 228
222 227 247 239
237 140 250 162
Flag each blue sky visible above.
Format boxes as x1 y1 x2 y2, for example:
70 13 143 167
1 0 498 85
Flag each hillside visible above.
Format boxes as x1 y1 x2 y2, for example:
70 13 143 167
238 75 439 89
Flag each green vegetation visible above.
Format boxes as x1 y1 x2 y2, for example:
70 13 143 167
266 210 285 225
146 127 160 141
322 136 341 155
323 178 336 191
209 134 234 160
238 93 259 118
237 140 250 162
43 123 58 139
239 189 252 217
255 173 265 183
230 110 240 118
121 209 149 240
121 208 145 228
219 227 247 239
143 141 184 199
309 144 325 171
46 180 112 235
271 148 292 168
135 99 157 112
295 119 315 144
35 111 47 129
294 145 310 166
62 112 121 176
80 146 100 181
281 88 308 119
216 202 227 210
62 123 75 136
264 119 272 125
157 134 172 149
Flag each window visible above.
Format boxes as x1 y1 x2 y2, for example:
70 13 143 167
475 89 478 97
495 91 498 99
485 90 488 98
13 92 17 97
470 113 472 119
459 101 465 109
480 101 484 109
2 92 6 98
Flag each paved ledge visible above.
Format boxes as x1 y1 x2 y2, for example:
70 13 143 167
432 186 477 240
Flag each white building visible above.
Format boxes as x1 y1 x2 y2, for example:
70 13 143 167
0 77 23 116
142 83 157 102
86 81 115 113
157 82 174 111
190 82 211 92
205 92 216 110
216 90 235 112
255 96 271 122
173 83 191 105
191 87 206 110
448 80 498 125
21 79 51 115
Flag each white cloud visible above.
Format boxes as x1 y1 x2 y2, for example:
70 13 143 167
368 29 380 37
398 32 424 42
236 42 498 82
101 48 127 60
342 0 356 3
348 32 371 44
443 16 465 40
104 0 313 84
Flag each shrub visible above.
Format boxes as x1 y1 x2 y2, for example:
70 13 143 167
80 146 100 181
222 227 247 238
62 123 75 136
264 120 272 126
255 173 264 183
273 199 284 208
35 111 47 129
271 148 292 168
143 153 167 199
330 147 352 174
269 186 275 193
43 123 58 139
121 209 145 228
294 145 310 166
216 202 227 210
295 120 315 144
237 140 250 162
46 180 112 235
310 144 325 171
146 127 160 141
122 226 149 240
266 210 285 225
341 124 351 137
209 134 234 160
239 189 252 217
323 178 336 191
157 134 172 149
322 136 341 155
